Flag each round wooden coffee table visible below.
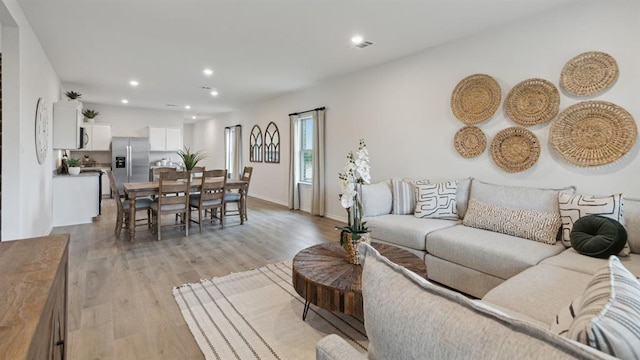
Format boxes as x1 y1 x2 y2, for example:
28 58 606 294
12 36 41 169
292 242 426 320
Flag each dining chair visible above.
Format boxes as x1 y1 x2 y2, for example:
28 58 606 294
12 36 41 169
150 171 190 240
107 170 152 237
189 169 227 232
151 166 177 181
224 166 253 223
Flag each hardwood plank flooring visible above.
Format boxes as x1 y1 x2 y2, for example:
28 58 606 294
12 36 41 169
51 197 341 359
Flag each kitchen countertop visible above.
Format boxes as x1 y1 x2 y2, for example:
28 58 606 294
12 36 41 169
53 172 101 178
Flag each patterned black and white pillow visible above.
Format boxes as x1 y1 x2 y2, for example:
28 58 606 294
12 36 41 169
558 192 629 256
414 181 458 220
568 256 640 358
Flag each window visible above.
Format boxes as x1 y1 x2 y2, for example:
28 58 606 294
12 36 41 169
299 117 313 183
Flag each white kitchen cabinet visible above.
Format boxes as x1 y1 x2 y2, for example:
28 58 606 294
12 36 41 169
147 127 182 152
53 101 82 149
83 123 112 151
53 173 100 226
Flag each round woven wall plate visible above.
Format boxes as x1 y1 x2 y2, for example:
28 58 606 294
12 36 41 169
490 127 540 173
549 101 637 166
560 51 618 96
454 126 486 158
451 74 501 124
504 78 560 126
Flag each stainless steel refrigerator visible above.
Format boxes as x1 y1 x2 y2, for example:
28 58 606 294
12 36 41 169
111 137 150 193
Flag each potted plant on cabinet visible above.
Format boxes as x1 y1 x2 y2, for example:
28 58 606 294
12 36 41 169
67 158 81 175
82 109 100 123
177 147 207 179
65 91 82 101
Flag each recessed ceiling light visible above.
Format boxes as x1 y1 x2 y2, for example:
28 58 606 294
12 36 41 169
351 35 364 45
129 80 139 86
185 105 191 110
203 68 213 76
192 116 196 119
121 99 129 104
210 90 219 97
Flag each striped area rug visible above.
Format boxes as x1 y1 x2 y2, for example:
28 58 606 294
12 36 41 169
173 261 368 359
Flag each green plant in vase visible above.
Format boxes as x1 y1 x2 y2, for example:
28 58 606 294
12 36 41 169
177 147 207 171
82 109 100 122
336 139 371 264
65 91 82 100
67 157 82 176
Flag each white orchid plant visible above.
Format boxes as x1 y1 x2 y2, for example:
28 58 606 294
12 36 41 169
336 139 371 241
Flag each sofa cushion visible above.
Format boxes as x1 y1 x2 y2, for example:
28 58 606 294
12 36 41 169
424 177 472 219
558 192 629 256
414 180 458 220
391 179 416 215
426 225 565 280
482 264 593 326
463 198 561 245
365 214 458 251
550 296 581 337
359 243 609 360
570 215 627 258
361 181 392 217
469 179 574 213
541 249 640 277
624 197 640 254
568 256 640 358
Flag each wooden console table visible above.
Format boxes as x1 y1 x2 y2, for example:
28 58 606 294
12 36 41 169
292 242 426 320
0 234 70 359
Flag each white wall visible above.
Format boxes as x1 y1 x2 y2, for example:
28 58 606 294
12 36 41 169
1 0 61 240
191 0 640 222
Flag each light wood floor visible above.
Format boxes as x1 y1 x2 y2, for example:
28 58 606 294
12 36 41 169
51 197 341 360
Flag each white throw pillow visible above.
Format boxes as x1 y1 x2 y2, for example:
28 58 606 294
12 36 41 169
414 181 458 220
558 192 629 256
361 181 392 217
567 256 640 358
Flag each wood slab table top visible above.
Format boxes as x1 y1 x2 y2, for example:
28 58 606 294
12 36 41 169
292 242 426 319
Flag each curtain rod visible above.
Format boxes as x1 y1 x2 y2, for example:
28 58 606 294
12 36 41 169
224 124 242 130
288 106 326 117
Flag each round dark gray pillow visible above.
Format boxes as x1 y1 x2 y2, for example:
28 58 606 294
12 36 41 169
570 215 627 258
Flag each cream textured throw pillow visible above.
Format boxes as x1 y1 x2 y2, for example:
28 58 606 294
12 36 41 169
463 199 561 245
414 181 458 220
568 256 640 358
558 192 629 256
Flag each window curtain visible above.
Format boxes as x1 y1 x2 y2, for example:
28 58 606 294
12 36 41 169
310 109 325 216
287 109 325 216
288 114 300 210
224 125 242 179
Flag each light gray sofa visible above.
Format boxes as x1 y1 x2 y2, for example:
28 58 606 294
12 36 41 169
316 243 620 360
321 178 640 359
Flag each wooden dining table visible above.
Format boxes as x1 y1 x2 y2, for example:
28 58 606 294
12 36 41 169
122 178 247 240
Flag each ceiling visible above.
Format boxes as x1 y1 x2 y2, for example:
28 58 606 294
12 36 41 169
16 0 577 122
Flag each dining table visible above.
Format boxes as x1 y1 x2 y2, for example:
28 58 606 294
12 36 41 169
122 178 248 240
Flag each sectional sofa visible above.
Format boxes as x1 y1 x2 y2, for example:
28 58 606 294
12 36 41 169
316 178 640 359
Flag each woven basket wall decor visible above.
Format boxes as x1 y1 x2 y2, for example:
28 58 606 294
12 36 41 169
560 51 619 96
549 101 637 166
454 126 487 158
490 127 541 173
504 78 560 126
451 74 501 124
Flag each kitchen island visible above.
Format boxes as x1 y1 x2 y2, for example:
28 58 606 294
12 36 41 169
52 172 100 226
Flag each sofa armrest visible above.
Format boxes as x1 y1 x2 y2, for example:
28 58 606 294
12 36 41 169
316 334 367 360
